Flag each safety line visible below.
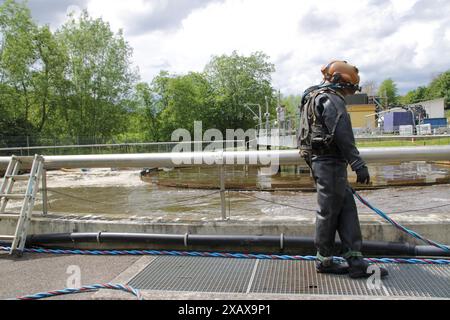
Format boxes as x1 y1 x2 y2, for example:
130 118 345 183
237 192 317 212
1 246 449 265
12 283 143 300
388 202 450 214
237 190 450 214
45 187 449 216
45 188 221 208
45 189 109 205
353 190 450 253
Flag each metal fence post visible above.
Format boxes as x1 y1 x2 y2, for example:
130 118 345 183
42 168 48 215
219 165 227 221
26 136 30 156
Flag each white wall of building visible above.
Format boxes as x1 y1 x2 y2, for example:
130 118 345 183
410 98 445 119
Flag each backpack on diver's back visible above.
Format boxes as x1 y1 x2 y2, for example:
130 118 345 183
298 89 335 163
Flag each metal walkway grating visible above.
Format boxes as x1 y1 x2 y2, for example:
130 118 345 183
128 256 255 293
128 256 450 298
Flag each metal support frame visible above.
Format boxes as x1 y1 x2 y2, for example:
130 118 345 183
0 156 20 213
11 155 44 255
0 155 45 255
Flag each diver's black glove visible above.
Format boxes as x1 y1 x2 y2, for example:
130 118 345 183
356 166 370 185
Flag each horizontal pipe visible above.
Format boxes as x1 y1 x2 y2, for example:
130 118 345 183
24 232 450 257
1 145 450 170
415 245 450 257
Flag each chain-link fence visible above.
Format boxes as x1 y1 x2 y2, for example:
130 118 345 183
0 136 246 156
355 135 450 148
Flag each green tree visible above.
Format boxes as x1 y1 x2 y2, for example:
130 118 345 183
0 0 38 136
154 71 213 140
0 1 96 144
128 82 164 141
281 94 301 116
378 78 398 106
427 71 450 106
55 11 138 141
0 1 281 148
400 71 450 108
204 51 276 132
400 86 429 105
31 25 68 134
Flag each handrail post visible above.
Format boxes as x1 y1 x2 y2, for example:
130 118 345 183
219 165 227 221
42 168 48 215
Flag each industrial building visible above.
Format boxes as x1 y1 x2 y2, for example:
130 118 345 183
408 98 445 119
347 105 377 129
345 94 377 130
381 97 448 134
344 95 448 134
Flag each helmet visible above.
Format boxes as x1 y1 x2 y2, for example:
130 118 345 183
321 60 360 87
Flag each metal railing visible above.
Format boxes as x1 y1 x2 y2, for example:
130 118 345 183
1 146 449 221
1 146 449 170
0 140 246 156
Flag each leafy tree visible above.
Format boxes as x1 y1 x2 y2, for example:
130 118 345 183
0 0 38 127
427 71 450 106
55 11 138 140
146 52 277 140
377 78 398 106
280 94 301 116
0 0 63 146
400 86 429 105
155 71 213 140
204 51 276 132
0 2 280 148
128 82 164 141
400 71 450 108
31 25 68 134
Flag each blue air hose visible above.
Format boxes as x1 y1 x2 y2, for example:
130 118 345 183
12 283 143 300
352 189 450 253
1 245 449 265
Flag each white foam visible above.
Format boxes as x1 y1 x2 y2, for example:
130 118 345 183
46 169 146 188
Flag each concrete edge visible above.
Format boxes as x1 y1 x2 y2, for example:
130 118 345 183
93 289 449 301
3 214 450 244
1 212 449 248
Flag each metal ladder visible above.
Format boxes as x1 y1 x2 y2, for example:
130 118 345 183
0 155 45 255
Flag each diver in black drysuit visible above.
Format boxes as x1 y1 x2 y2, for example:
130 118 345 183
309 89 388 279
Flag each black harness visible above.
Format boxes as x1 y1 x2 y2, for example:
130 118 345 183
299 87 345 162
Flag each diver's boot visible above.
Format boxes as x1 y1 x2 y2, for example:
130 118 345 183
316 257 349 275
347 257 389 279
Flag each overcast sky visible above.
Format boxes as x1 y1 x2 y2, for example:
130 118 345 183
12 0 450 95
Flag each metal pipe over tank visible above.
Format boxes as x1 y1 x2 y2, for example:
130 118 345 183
1 145 450 170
